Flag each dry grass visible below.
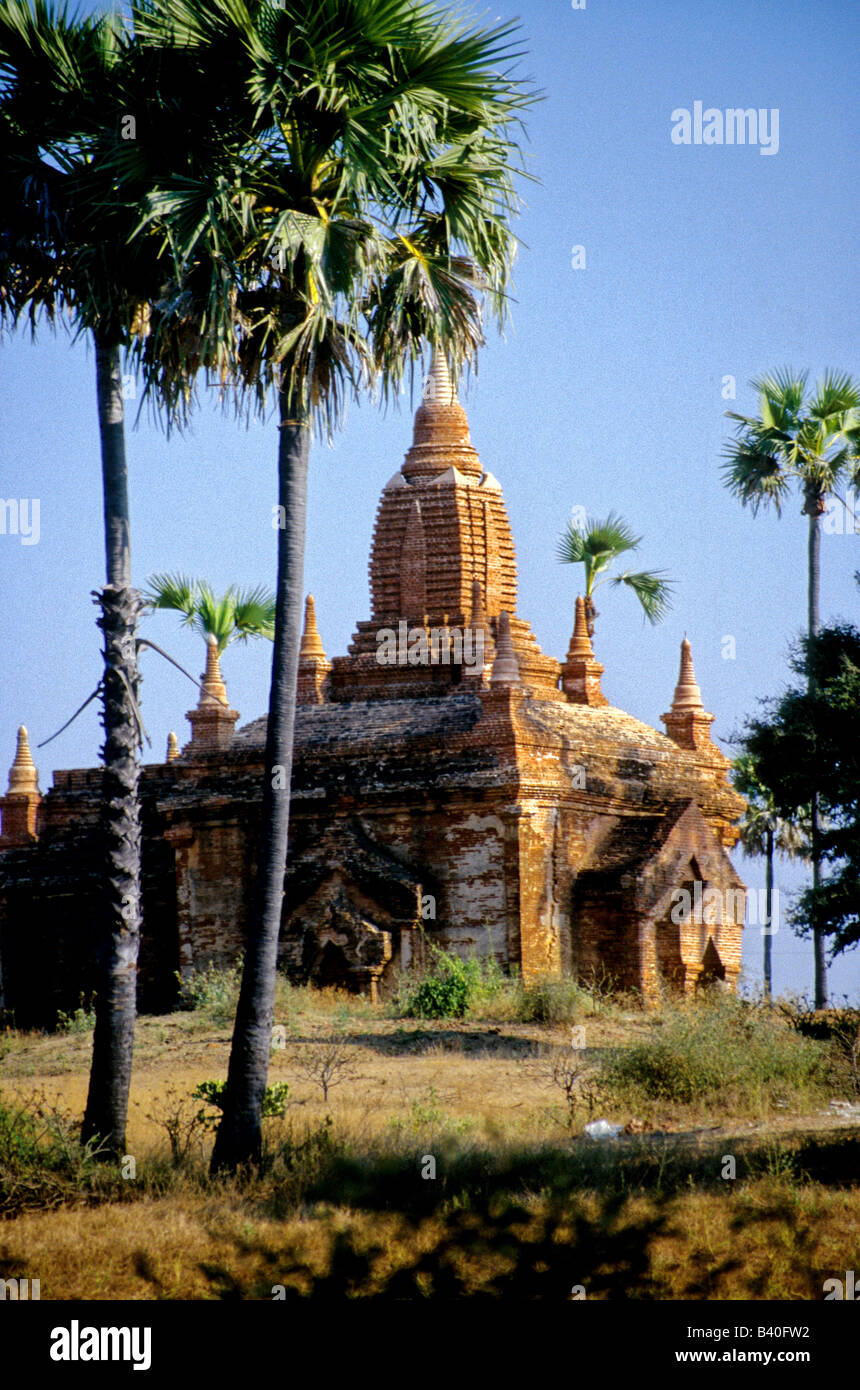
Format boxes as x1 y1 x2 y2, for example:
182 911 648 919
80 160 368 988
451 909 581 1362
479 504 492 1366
2 1175 858 1300
1 982 858 1299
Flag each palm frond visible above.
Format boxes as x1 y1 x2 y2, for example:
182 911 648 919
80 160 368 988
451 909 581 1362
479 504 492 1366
142 571 198 621
557 511 640 566
229 584 276 644
610 570 674 624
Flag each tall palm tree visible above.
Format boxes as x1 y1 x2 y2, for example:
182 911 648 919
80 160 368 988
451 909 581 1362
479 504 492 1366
732 754 809 1000
722 368 860 1006
0 0 168 1155
144 573 276 653
128 0 537 1172
556 512 674 638
0 0 250 1153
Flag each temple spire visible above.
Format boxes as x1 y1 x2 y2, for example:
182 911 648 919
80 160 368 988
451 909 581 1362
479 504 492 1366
423 349 458 407
562 596 608 706
662 638 714 750
297 594 331 704
490 611 521 687
569 595 595 658
402 346 479 481
0 726 41 845
166 731 179 762
669 637 704 709
201 635 229 706
185 636 239 750
7 725 39 794
299 594 326 660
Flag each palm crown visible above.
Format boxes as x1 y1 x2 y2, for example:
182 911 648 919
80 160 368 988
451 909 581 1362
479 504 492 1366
722 368 860 518
122 0 536 429
556 511 674 636
732 754 809 861
144 573 276 654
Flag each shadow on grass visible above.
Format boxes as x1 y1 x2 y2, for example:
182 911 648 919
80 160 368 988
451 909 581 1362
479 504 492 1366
281 1027 548 1060
200 1189 673 1299
195 1133 860 1298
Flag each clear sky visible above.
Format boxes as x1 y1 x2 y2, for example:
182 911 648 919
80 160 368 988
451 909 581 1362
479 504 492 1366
1 0 857 1001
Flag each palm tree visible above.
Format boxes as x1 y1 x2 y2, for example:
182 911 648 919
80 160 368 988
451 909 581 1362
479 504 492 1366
0 0 169 1155
144 573 276 653
722 368 860 1006
732 754 809 1000
0 0 251 1153
556 512 674 638
128 0 537 1172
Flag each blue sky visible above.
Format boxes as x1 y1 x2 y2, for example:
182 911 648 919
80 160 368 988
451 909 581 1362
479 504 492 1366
1 0 857 1000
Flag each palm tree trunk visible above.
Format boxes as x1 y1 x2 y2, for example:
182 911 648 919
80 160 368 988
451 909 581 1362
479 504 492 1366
81 335 143 1156
764 827 774 1000
807 505 827 1008
583 593 597 639
211 388 309 1173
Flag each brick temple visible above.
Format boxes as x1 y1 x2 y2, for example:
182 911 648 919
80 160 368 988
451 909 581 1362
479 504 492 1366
0 356 745 1023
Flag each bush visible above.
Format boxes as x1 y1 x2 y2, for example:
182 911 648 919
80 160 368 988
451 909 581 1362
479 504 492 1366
405 951 476 1019
176 960 241 1027
55 996 96 1034
605 996 827 1110
193 1079 290 1119
513 975 589 1024
0 1092 118 1216
399 946 502 1020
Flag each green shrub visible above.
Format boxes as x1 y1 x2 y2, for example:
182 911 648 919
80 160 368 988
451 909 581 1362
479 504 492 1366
0 1092 117 1216
513 975 589 1024
176 960 242 1026
401 948 484 1019
605 996 827 1109
55 996 96 1034
192 1079 290 1119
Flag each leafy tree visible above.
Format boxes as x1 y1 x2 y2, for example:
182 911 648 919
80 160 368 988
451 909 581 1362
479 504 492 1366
738 608 860 961
722 367 860 1005
731 753 809 998
125 0 537 1171
556 511 674 638
144 573 276 654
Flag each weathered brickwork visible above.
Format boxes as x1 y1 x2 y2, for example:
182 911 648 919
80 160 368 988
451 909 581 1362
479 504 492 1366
0 356 746 1022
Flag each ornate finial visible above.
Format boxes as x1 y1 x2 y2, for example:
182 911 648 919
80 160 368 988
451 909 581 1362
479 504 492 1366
200 635 229 706
490 611 521 687
423 350 458 407
7 726 39 795
1 725 41 845
185 636 239 750
470 578 486 630
402 346 478 481
562 598 608 706
662 637 714 750
166 731 179 762
670 637 704 711
569 596 594 658
297 593 331 705
300 594 326 659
